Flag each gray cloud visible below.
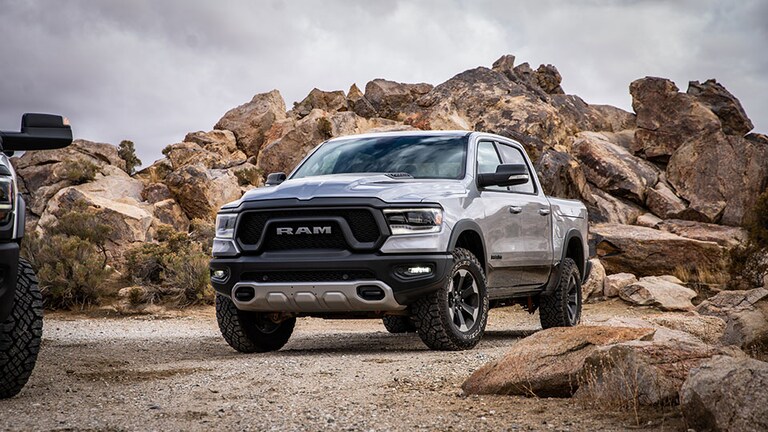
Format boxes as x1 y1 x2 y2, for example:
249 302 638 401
0 0 765 166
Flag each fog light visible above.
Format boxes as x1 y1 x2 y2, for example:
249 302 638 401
395 265 434 278
407 266 432 275
211 269 229 280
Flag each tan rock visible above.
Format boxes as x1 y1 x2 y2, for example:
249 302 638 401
534 64 564 94
592 223 727 277
346 83 376 118
214 90 287 158
687 79 753 136
534 149 594 204
648 314 726 345
462 326 655 397
635 212 662 228
164 164 242 220
576 339 723 406
604 273 637 298
573 131 658 203
152 198 190 232
681 355 768 432
646 181 687 219
589 190 643 224
582 258 605 301
657 219 746 248
696 288 768 349
293 88 347 118
364 79 432 120
619 276 697 311
141 182 173 204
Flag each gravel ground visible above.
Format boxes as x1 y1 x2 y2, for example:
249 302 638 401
0 301 684 431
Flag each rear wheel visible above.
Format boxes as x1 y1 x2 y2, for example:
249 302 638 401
216 294 295 353
411 248 489 351
0 259 44 399
539 257 582 329
382 315 417 333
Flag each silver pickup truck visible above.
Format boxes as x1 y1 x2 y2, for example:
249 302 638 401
210 131 589 351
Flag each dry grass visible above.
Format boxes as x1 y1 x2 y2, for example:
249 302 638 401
673 265 729 285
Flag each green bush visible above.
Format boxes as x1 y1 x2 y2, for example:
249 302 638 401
729 190 768 289
62 158 99 184
118 140 142 175
22 204 113 309
234 166 263 186
124 225 213 306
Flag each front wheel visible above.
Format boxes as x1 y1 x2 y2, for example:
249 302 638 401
0 259 44 399
411 248 489 351
539 257 582 329
216 294 296 353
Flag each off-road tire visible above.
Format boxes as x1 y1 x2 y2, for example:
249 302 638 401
216 294 296 353
411 248 489 351
539 257 582 329
0 259 43 399
382 315 417 333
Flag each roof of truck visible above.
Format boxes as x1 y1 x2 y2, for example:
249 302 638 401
326 130 472 141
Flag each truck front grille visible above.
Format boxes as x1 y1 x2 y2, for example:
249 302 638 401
236 208 385 253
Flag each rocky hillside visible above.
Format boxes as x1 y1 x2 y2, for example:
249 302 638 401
11 54 768 283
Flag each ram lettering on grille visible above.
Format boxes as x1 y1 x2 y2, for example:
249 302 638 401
276 226 332 235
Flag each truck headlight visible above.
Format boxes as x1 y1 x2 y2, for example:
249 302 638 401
215 213 237 239
384 208 443 235
0 177 13 223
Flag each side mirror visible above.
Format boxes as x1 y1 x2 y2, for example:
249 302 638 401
477 164 530 188
265 172 286 186
0 113 73 152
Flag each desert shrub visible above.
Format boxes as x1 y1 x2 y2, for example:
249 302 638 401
118 139 142 175
234 166 263 186
62 158 99 184
317 116 333 139
124 225 213 306
22 204 113 309
189 218 215 251
728 190 768 289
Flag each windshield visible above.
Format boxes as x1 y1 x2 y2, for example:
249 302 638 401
291 135 468 180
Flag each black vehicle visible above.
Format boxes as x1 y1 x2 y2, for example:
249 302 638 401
0 113 72 398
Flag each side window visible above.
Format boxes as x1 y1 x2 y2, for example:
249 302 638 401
476 141 507 192
497 143 536 194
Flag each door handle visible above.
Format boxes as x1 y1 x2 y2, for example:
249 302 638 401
539 207 551 216
509 206 523 214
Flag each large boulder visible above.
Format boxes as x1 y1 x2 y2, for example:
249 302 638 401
164 164 242 220
576 339 722 406
572 131 658 203
592 224 727 277
619 276 697 311
293 88 347 118
603 273 638 298
647 314 726 345
346 83 376 118
681 355 768 432
37 166 155 260
214 90 287 158
363 79 432 120
687 79 753 136
666 132 768 225
630 77 720 161
656 219 747 249
462 326 655 397
589 189 643 225
533 64 564 95
645 181 687 220
534 149 594 204
696 288 768 350
582 258 605 300
12 139 126 216
183 130 247 167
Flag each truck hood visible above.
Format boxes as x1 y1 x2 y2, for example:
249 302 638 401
228 174 468 208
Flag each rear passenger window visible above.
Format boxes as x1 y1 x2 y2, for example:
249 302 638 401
497 143 536 194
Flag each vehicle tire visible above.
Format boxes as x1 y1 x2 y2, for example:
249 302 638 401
0 259 44 399
539 257 582 329
411 248 489 351
215 294 296 353
381 315 417 334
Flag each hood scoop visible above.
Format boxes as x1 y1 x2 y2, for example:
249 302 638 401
385 172 414 179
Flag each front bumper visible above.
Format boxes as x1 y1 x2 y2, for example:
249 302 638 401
0 242 20 322
210 251 452 312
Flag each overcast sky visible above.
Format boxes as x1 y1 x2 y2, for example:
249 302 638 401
0 0 765 166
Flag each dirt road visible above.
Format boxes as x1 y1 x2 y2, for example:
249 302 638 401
0 303 683 431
